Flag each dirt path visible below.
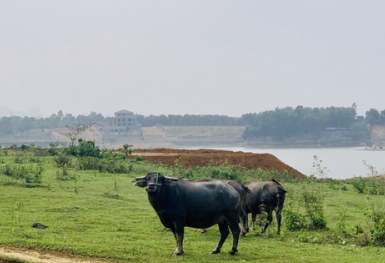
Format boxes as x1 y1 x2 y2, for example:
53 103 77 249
0 247 102 263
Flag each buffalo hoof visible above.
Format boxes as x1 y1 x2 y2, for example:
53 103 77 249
228 248 238 255
173 251 184 256
210 248 220 254
198 228 207 233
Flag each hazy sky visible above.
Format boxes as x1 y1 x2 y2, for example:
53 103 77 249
1 1 384 117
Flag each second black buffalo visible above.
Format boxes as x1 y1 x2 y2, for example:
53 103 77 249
241 179 287 235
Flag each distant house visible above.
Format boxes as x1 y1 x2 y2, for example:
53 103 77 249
106 110 138 132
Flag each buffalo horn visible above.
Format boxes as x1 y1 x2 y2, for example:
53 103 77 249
164 176 178 181
135 176 146 181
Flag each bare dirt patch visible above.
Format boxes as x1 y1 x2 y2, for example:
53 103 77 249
130 148 306 179
0 247 104 263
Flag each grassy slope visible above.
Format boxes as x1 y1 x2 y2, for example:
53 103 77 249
1 152 385 262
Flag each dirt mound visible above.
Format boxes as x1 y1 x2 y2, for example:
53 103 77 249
131 148 306 179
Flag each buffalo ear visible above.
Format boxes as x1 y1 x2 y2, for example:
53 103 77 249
134 181 147 188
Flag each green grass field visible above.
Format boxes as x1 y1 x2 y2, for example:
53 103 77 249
1 148 385 263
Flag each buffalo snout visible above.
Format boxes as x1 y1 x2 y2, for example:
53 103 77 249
146 183 157 192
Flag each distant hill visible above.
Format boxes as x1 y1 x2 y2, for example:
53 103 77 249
0 107 43 118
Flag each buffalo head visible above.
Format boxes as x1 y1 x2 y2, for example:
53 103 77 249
134 172 178 192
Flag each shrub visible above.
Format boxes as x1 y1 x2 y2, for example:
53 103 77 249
56 166 76 181
302 190 327 229
48 142 59 156
351 176 385 195
351 177 366 193
75 156 131 174
208 165 240 180
77 139 100 157
0 164 43 184
25 166 43 184
365 207 385 246
53 155 71 168
76 157 100 171
63 139 101 158
285 208 306 231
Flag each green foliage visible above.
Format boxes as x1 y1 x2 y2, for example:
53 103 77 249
365 108 385 126
335 196 348 234
209 166 239 180
351 176 367 193
0 164 43 184
285 155 328 231
75 156 131 174
302 189 327 229
122 143 133 156
56 166 76 181
64 139 101 157
365 206 385 246
285 208 306 231
349 161 385 195
53 154 72 168
242 106 358 141
303 156 327 229
25 166 43 184
172 159 194 178
47 142 59 156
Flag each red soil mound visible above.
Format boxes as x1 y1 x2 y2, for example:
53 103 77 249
131 148 306 179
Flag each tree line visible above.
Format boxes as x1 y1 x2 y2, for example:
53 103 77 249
242 106 363 140
1 106 385 142
0 111 246 136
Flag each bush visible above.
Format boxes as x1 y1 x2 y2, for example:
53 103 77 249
285 208 306 231
365 207 385 246
48 142 59 156
302 190 327 229
56 166 76 181
64 139 101 158
53 155 71 168
0 164 43 184
75 156 131 174
351 177 385 195
25 166 43 184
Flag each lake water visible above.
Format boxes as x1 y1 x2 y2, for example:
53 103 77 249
189 146 385 179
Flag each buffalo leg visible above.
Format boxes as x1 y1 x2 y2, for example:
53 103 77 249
210 222 229 254
276 207 283 234
251 213 257 230
262 211 273 233
227 219 240 255
171 224 184 256
239 212 249 236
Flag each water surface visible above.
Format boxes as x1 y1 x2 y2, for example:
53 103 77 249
189 146 385 179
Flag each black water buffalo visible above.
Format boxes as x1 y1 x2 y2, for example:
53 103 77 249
195 179 251 235
134 172 241 256
241 179 287 235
